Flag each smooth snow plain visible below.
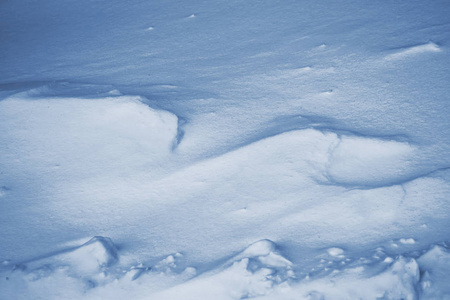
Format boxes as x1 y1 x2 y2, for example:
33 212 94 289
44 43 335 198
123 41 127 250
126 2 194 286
1 0 450 299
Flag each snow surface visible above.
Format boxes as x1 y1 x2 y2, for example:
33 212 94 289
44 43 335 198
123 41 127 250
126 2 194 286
1 0 450 299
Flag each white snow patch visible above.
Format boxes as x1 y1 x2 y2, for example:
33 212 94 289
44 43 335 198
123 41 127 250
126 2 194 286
230 240 293 268
58 236 118 274
242 240 276 257
399 238 416 245
0 94 179 179
384 257 394 263
2 242 450 300
417 245 450 299
327 136 415 185
107 89 121 95
316 44 327 50
385 42 441 60
153 240 294 299
327 247 344 257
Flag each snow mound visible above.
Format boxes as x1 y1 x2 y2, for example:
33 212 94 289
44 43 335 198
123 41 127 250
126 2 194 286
232 239 293 269
418 245 450 299
59 236 118 274
2 241 450 299
326 247 344 257
260 257 420 300
0 94 179 179
399 238 416 245
153 240 294 299
11 236 119 276
385 42 441 61
150 243 450 300
326 136 415 186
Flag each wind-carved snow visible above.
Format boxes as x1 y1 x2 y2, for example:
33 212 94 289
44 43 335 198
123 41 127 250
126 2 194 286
1 94 448 275
326 247 344 258
227 240 293 270
399 238 416 245
21 236 118 276
59 236 118 274
153 239 295 300
326 136 415 187
0 0 449 297
0 94 179 180
418 245 450 298
2 237 450 299
294 256 420 300
385 42 441 60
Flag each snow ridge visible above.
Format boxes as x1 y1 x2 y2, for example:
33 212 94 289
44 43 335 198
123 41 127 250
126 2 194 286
2 238 450 299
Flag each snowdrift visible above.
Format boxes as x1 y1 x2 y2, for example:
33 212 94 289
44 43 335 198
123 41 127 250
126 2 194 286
1 0 449 298
1 237 450 299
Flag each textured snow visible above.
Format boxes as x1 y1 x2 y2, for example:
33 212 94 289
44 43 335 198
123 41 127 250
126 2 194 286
1 0 449 298
385 42 441 61
2 238 450 299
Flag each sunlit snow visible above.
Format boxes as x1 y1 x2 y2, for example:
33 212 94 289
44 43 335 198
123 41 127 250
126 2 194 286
1 0 449 299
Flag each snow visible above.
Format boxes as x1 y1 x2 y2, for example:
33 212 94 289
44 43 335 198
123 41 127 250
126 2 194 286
385 42 442 61
1 0 450 298
2 237 450 299
326 248 344 257
400 238 416 245
59 236 119 274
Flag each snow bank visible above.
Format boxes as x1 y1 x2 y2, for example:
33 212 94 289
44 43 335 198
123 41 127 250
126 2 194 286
152 239 295 300
265 256 421 300
1 0 449 298
3 239 448 299
0 94 178 180
385 42 441 61
418 245 450 299
236 239 293 268
0 93 180 260
1 99 447 269
326 136 415 186
58 236 118 274
159 243 448 300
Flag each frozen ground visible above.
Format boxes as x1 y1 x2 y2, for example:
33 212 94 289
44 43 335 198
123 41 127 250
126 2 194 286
1 0 450 299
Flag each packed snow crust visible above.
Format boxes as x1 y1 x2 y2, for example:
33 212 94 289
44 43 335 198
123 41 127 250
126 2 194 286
1 0 450 298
